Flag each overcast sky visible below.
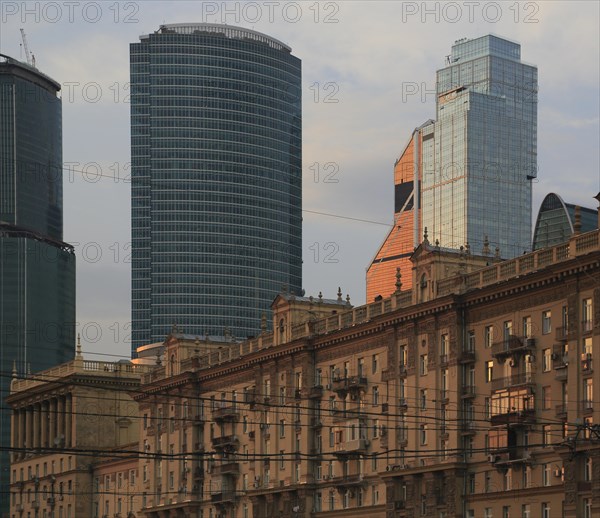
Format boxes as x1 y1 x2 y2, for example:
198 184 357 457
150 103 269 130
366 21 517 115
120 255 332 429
1 1 598 360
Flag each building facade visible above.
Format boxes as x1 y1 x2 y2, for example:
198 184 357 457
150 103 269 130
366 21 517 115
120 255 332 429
368 35 538 300
11 229 600 518
134 229 599 518
0 54 76 504
7 343 150 518
130 23 302 354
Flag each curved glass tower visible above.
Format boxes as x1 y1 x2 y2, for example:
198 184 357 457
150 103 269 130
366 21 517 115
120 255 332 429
130 24 302 353
0 54 75 508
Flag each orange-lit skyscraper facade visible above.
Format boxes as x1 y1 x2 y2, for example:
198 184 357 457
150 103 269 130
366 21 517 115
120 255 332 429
367 122 431 301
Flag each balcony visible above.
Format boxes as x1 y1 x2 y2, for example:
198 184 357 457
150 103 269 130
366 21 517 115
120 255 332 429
582 320 594 333
490 408 536 427
555 404 567 419
581 354 593 373
399 364 408 378
461 385 476 398
491 372 535 391
492 336 535 362
306 385 323 399
211 491 236 505
490 449 533 468
212 405 239 422
460 350 476 363
396 427 408 446
331 474 366 490
211 435 240 451
461 420 477 435
332 376 368 396
333 438 369 457
579 400 594 414
552 345 568 374
555 325 573 341
214 462 240 477
311 417 323 429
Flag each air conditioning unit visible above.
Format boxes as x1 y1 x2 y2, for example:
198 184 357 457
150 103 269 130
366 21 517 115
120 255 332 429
385 465 392 472
488 454 497 463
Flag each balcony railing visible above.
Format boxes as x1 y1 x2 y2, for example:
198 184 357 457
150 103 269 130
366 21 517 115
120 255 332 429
491 372 535 391
331 474 366 488
211 435 240 451
462 385 476 398
333 438 369 456
490 408 536 427
214 462 240 476
492 336 535 360
210 491 236 504
460 350 476 363
555 404 567 419
332 376 368 394
212 405 239 421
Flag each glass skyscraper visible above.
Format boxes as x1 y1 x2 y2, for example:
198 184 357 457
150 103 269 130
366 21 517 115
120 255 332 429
130 24 302 354
422 35 538 256
0 54 75 506
368 35 537 299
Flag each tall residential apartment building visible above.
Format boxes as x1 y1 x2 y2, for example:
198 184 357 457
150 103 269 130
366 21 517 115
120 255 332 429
130 24 302 355
14 226 598 517
368 35 537 300
0 54 75 501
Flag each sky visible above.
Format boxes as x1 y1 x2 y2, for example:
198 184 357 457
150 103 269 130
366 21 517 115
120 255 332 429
1 0 598 360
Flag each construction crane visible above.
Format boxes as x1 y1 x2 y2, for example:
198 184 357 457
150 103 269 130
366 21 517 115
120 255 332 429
19 28 35 67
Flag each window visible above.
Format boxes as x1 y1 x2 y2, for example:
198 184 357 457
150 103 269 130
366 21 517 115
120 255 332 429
399 345 407 366
440 334 448 357
583 498 592 518
372 354 379 373
420 389 427 410
420 354 428 375
372 485 379 505
484 397 491 419
522 466 531 488
485 325 493 348
420 424 427 445
584 457 592 481
502 507 510 518
315 368 322 386
542 386 551 409
583 298 593 331
542 348 551 371
543 425 552 446
584 379 593 407
486 361 494 382
468 330 475 351
484 509 492 518
314 492 322 512
279 451 285 469
522 316 532 338
541 503 550 518
504 469 512 491
503 320 513 341
542 311 552 334
521 504 530 518
372 386 379 406
279 419 285 438
542 464 550 486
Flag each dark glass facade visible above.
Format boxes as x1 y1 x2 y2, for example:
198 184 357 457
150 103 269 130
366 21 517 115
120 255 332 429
532 193 598 249
0 56 75 506
130 24 302 354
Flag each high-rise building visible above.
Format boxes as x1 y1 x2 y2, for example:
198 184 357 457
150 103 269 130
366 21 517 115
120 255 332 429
130 24 302 355
368 35 537 300
0 55 76 501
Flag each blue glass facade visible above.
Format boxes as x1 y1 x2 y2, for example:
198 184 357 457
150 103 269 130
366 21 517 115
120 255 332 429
130 24 302 354
0 56 75 508
421 35 538 257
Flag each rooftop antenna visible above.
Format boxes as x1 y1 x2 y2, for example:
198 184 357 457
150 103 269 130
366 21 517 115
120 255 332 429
19 28 35 67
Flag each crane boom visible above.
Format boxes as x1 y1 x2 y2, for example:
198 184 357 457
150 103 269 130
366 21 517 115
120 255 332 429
20 28 32 66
